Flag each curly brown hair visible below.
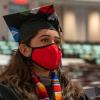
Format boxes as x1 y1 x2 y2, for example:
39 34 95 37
0 51 37 100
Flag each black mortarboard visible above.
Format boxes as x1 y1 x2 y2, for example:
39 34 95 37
3 5 62 43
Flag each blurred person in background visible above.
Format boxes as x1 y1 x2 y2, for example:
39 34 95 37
0 5 89 100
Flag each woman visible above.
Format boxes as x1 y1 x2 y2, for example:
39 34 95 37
0 5 89 100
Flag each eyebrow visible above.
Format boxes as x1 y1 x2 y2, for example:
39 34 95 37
39 35 61 40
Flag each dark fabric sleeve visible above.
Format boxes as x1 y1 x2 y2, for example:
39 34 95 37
0 84 19 100
80 94 91 100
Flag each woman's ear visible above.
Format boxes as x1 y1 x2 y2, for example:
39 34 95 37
19 43 32 57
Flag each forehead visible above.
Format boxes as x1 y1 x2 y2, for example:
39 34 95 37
35 29 60 37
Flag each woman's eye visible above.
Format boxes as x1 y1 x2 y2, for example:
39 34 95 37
41 39 49 42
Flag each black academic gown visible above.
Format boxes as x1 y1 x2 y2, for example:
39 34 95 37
0 83 90 100
0 84 20 100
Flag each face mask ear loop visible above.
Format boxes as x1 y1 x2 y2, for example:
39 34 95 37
25 43 34 56
25 44 35 64
19 43 35 67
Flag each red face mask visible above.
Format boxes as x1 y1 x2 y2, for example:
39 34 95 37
31 44 62 70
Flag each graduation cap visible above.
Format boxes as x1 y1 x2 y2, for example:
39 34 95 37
3 5 62 43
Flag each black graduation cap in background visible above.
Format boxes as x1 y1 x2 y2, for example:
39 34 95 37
3 5 62 43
